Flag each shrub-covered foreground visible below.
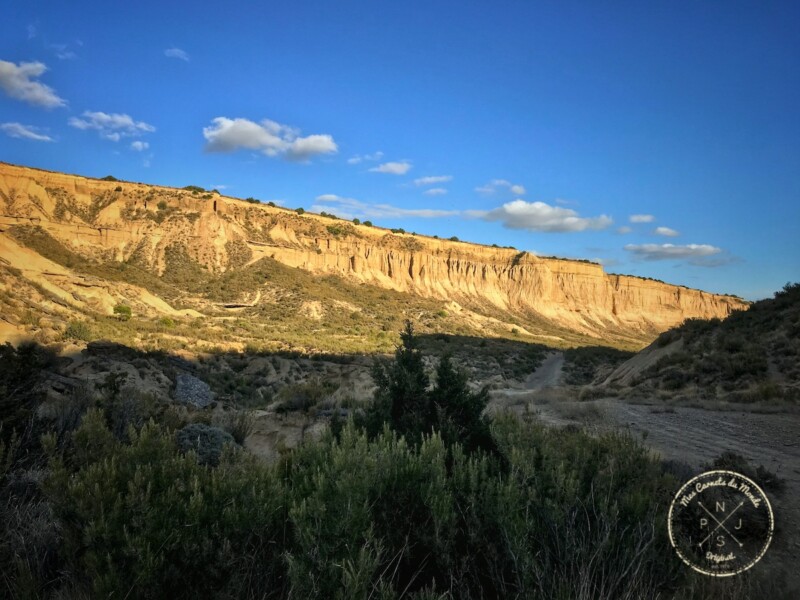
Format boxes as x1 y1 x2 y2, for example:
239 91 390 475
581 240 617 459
10 414 676 599
1 337 789 599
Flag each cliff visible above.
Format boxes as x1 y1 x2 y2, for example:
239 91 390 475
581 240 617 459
0 162 748 348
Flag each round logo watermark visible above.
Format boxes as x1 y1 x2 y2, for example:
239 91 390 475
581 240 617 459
668 470 774 577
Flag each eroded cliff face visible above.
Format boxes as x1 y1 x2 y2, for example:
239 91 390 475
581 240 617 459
0 162 747 343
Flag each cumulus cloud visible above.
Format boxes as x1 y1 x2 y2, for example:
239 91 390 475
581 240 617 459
0 122 53 142
414 175 452 186
165 47 190 62
130 140 149 151
369 161 412 175
347 151 383 165
473 200 612 233
203 116 337 160
313 194 456 219
0 60 66 108
624 243 722 262
617 226 632 234
629 214 655 223
423 188 447 196
475 179 526 195
69 111 155 141
654 226 679 237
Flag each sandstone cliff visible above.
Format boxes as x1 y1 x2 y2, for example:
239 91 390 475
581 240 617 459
0 162 747 348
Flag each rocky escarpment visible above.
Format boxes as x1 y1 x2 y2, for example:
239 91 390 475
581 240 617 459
0 162 748 345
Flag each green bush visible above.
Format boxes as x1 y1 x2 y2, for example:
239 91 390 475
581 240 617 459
363 220 373 227
157 200 168 210
295 207 305 215
176 423 235 466
63 320 92 341
113 303 132 321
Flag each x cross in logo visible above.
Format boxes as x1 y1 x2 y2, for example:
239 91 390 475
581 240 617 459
698 501 745 548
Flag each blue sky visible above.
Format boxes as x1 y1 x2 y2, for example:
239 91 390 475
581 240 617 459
2 1 798 300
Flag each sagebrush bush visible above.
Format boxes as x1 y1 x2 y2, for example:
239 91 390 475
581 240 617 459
176 423 235 466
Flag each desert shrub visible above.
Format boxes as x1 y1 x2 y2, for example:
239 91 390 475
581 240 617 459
285 417 679 598
101 175 118 182
46 419 287 599
0 342 57 445
176 423 235 466
215 409 255 445
352 218 360 225
63 320 92 342
114 186 122 192
363 220 373 226
449 235 459 242
325 223 354 237
295 207 304 215
158 316 175 328
708 451 785 494
157 200 168 210
112 303 131 321
274 380 336 413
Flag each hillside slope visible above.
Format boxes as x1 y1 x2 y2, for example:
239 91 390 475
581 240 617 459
0 162 747 352
605 283 800 402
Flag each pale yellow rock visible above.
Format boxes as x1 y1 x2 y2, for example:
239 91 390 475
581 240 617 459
0 162 748 344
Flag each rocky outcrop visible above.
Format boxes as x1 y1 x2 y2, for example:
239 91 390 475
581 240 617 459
0 162 748 342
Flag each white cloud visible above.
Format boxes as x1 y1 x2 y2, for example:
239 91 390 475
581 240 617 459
617 226 632 234
69 111 155 141
629 214 655 223
654 226 679 237
624 243 721 261
369 161 412 175
314 194 456 219
0 122 53 142
287 134 338 160
347 151 383 165
423 188 447 196
474 200 612 233
203 116 337 160
475 179 526 195
130 140 149 151
165 47 190 62
414 175 452 186
0 60 66 108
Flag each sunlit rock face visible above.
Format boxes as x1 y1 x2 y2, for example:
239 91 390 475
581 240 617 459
0 162 747 344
